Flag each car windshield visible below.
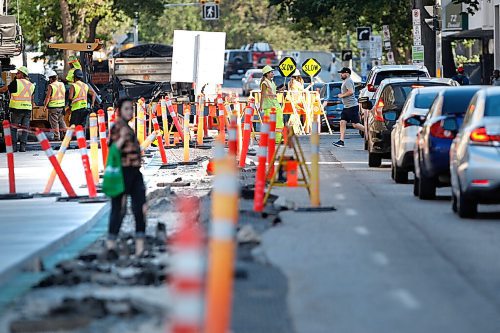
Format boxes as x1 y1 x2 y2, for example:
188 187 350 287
228 51 250 62
329 85 341 97
374 71 428 85
414 91 439 109
443 91 479 114
485 96 500 116
250 72 263 79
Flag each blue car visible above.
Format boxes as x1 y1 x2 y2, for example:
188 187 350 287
414 86 483 199
319 82 362 129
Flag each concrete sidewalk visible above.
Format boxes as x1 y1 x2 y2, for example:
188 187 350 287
0 150 109 284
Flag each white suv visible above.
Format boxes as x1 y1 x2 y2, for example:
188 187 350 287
359 65 430 149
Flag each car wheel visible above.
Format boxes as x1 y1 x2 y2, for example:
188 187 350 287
394 165 408 184
368 152 382 167
418 174 436 200
452 192 458 213
457 189 478 218
413 176 420 197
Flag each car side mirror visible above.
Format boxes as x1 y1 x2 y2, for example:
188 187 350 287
406 115 426 126
384 110 398 121
442 117 458 131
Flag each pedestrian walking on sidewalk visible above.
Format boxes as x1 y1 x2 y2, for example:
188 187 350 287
259 65 285 142
43 69 66 141
107 98 147 258
333 67 365 147
0 66 34 152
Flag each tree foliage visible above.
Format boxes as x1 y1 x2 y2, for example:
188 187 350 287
269 0 414 61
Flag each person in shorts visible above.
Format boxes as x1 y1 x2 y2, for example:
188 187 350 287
333 67 365 147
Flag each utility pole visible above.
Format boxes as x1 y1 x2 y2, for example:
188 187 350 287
415 0 437 76
133 12 139 46
435 0 443 77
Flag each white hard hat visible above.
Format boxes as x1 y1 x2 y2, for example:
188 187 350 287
46 69 57 78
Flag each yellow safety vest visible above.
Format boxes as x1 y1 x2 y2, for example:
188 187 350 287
261 78 277 110
48 81 66 108
70 81 89 111
9 79 35 110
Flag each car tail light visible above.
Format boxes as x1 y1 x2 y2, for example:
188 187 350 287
471 179 490 186
430 121 455 139
411 85 425 88
373 99 384 121
367 84 377 92
469 127 500 145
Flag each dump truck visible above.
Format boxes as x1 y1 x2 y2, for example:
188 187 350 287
109 43 194 103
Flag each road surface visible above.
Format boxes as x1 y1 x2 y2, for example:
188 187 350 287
262 131 500 333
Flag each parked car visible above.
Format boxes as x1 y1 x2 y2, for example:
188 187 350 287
242 69 263 96
413 86 483 200
449 88 500 217
224 50 253 79
319 81 363 130
366 78 456 168
390 86 449 183
241 42 278 68
359 65 430 149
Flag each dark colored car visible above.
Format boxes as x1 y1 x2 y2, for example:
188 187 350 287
319 81 362 129
224 50 253 79
367 78 456 167
414 86 482 200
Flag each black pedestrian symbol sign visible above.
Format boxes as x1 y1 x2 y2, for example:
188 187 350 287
342 50 353 61
278 57 297 77
302 58 321 77
357 27 371 41
203 3 219 20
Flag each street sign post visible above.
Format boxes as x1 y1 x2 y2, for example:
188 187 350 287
356 27 371 41
341 50 353 61
202 3 219 20
278 57 297 77
301 58 322 77
369 36 382 59
412 8 422 47
412 45 425 64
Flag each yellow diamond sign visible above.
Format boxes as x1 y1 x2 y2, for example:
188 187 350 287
302 58 322 77
278 57 297 77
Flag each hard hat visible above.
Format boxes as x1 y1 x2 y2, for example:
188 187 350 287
17 66 29 76
74 69 84 79
292 69 301 77
68 55 79 63
457 66 465 73
262 65 274 75
46 69 57 78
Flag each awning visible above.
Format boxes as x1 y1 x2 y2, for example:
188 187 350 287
444 28 493 40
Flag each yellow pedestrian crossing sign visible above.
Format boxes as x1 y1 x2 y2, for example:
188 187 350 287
278 57 297 77
302 58 322 77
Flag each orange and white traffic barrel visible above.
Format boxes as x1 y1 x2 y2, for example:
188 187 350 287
75 125 97 198
253 116 269 212
97 109 108 166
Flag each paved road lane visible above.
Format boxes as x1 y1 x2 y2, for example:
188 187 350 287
262 131 500 333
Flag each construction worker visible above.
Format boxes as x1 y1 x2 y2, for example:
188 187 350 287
66 55 82 83
0 66 34 152
68 69 96 126
43 69 66 141
259 65 284 142
288 70 305 91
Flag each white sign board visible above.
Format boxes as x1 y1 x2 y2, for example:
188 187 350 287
413 24 422 46
382 25 391 42
172 30 226 96
369 35 383 59
387 51 395 65
412 9 421 25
